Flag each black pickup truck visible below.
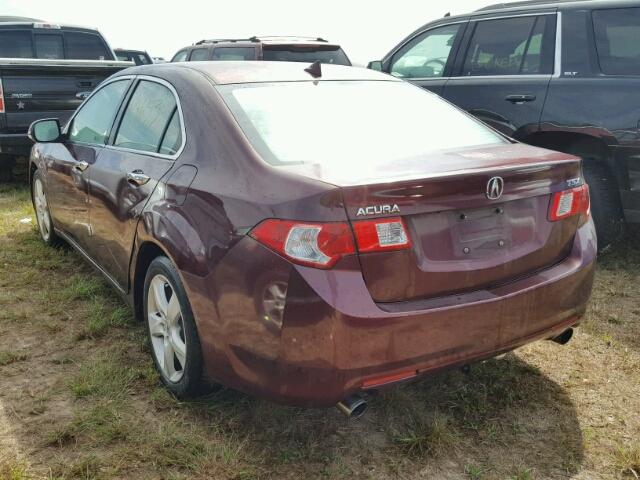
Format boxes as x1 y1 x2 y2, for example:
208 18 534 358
370 0 640 249
0 17 131 179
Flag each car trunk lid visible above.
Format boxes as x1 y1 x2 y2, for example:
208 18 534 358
305 144 583 303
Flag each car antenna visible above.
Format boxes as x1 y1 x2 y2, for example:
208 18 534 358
304 60 322 78
444 11 451 17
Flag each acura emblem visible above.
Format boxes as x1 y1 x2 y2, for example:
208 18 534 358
486 176 504 200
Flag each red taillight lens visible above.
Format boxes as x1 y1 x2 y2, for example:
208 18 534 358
549 184 590 222
250 219 356 269
353 217 411 253
0 78 5 114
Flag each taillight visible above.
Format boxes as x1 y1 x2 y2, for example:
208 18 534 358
548 184 590 223
250 219 356 269
353 217 411 253
0 78 5 114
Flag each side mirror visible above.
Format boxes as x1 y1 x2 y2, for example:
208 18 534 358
28 118 62 143
367 60 383 71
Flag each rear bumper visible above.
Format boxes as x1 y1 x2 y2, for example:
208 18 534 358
196 219 597 407
0 132 32 156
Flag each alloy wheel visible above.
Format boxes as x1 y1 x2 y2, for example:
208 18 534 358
147 274 187 382
33 177 52 241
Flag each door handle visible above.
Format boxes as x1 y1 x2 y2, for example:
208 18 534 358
505 94 536 104
73 160 89 172
127 170 151 186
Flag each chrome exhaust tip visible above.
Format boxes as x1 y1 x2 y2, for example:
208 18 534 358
336 394 368 419
550 328 574 345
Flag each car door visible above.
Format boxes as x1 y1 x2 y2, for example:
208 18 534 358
86 77 184 287
442 12 557 139
384 22 468 96
46 78 131 246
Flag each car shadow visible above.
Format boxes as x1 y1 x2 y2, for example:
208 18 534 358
587 224 640 350
189 353 583 477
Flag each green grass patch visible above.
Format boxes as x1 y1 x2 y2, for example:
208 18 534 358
0 350 28 366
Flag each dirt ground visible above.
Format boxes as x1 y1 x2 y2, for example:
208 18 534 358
0 182 638 480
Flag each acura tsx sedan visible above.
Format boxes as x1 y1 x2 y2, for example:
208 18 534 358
28 61 596 416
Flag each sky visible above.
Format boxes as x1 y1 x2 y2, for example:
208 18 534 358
0 0 489 65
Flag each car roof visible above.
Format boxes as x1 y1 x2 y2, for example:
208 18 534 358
127 61 396 85
475 0 638 13
191 36 338 48
420 0 639 25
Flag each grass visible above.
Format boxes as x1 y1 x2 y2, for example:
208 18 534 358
0 350 28 366
0 181 639 479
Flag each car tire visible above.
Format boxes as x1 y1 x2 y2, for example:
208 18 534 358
581 160 625 251
143 256 204 398
31 169 62 246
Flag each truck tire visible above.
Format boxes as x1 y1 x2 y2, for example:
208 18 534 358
582 161 625 251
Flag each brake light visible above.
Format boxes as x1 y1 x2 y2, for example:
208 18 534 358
0 78 4 114
250 219 356 269
549 184 590 222
353 217 411 253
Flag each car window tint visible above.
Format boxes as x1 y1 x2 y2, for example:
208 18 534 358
212 47 256 60
69 80 130 146
159 110 182 155
262 46 351 65
593 7 640 75
0 31 33 58
190 48 209 61
462 16 553 76
35 34 64 59
64 32 109 60
172 50 188 62
115 80 178 154
390 24 460 78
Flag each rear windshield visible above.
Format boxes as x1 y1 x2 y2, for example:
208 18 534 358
262 45 351 65
0 29 112 60
219 80 506 167
116 51 152 65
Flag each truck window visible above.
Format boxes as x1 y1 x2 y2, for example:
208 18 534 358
593 7 640 75
190 48 209 61
390 24 461 78
262 46 351 65
462 15 555 76
172 50 188 62
64 32 110 60
35 34 64 59
0 31 33 58
212 47 256 60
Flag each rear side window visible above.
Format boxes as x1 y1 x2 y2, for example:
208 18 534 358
172 50 188 62
64 32 110 60
190 48 209 61
35 34 64 59
212 47 256 60
390 24 461 78
593 7 640 75
0 31 33 58
70 80 130 146
462 15 555 76
159 111 182 155
115 80 181 155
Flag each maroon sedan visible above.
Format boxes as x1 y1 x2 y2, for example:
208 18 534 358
28 61 596 417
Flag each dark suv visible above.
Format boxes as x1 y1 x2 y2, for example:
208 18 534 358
171 36 351 65
370 0 640 248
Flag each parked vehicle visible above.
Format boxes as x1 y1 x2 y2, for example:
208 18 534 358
152 57 167 64
369 0 640 249
171 36 351 65
115 48 153 65
28 62 595 415
0 18 130 179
